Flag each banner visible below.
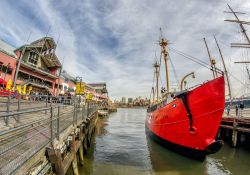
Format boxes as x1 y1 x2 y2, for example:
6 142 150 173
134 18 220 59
86 93 93 100
6 79 12 90
22 84 27 95
75 82 85 95
16 85 22 94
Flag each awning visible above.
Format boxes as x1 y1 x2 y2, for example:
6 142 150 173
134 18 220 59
0 78 7 85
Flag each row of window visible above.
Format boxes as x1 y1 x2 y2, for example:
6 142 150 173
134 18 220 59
0 65 12 75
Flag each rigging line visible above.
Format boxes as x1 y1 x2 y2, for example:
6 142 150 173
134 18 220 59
169 49 212 70
228 71 249 87
169 47 210 66
168 54 179 86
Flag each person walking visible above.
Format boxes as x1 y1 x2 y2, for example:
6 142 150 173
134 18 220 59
235 104 239 117
226 104 230 116
239 102 244 117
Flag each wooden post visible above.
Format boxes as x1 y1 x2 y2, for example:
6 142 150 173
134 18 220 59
232 118 238 147
79 143 84 166
72 156 79 175
46 147 65 175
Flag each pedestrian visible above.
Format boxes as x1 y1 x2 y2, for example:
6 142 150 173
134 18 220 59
239 102 244 117
226 104 230 116
235 104 239 117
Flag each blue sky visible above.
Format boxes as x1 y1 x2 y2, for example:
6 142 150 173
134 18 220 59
0 0 250 100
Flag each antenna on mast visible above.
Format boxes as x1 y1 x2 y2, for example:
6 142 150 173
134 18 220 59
153 61 160 103
158 28 170 93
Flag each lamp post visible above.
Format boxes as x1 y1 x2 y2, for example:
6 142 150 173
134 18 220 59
13 47 26 90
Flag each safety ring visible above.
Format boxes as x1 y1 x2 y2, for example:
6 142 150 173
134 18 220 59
189 126 197 135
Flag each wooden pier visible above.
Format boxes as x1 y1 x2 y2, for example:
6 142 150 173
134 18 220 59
0 94 112 175
219 113 250 147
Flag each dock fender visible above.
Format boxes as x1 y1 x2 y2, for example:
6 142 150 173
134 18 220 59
205 139 224 154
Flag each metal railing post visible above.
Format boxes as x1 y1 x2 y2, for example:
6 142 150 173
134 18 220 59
45 95 48 115
17 95 20 123
87 101 89 117
57 106 60 140
50 106 54 144
5 94 10 125
73 100 76 126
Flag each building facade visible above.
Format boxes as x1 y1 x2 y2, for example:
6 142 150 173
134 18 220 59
0 39 17 86
14 37 62 95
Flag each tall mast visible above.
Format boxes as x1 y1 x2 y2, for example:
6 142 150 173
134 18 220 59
225 4 250 47
153 61 160 103
159 28 170 93
225 4 250 44
151 87 155 104
203 38 217 78
214 35 232 99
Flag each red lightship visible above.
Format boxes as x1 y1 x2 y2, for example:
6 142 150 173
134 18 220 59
146 32 225 161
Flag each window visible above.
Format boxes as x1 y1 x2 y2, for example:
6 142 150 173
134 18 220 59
28 52 39 65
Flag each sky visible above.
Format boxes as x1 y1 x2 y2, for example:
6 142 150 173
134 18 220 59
0 0 250 100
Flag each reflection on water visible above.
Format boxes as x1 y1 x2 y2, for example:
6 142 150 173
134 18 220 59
79 108 250 175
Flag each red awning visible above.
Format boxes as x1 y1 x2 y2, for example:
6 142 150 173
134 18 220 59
0 78 7 85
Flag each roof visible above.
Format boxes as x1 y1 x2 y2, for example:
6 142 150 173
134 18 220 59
30 37 56 49
61 70 76 81
88 82 106 87
0 39 17 58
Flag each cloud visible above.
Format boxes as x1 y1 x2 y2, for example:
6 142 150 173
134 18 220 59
0 0 250 100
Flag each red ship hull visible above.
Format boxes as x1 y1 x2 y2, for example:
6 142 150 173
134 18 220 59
146 76 225 161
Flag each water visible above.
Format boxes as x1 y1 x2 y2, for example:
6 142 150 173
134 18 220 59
79 108 250 175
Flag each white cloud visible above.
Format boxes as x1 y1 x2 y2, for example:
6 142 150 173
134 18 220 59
0 0 250 100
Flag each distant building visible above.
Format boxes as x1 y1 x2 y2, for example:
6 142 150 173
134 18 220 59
121 97 126 104
128 98 133 104
87 82 108 96
55 70 76 95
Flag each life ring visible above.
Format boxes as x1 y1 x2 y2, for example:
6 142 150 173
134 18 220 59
189 126 197 135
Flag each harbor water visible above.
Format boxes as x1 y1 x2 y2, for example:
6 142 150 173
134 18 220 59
78 108 250 175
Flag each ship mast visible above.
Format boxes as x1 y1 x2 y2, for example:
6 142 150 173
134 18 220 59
153 61 160 103
225 4 250 48
225 4 250 97
159 28 170 93
203 38 217 78
214 35 232 100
